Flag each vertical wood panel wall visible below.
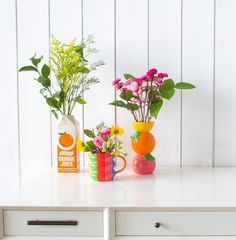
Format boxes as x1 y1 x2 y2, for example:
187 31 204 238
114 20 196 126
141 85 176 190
1 0 236 186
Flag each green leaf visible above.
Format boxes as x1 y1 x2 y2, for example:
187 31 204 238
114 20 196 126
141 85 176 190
39 88 47 97
150 99 163 117
38 76 51 88
120 90 133 101
79 66 90 73
84 129 95 138
160 88 175 100
51 110 58 119
124 73 135 80
30 54 43 67
109 100 127 108
127 103 139 110
159 79 175 100
130 131 140 139
144 153 155 161
52 91 61 98
19 66 38 72
46 97 58 109
41 64 50 78
75 96 87 104
175 82 196 89
159 79 175 91
86 140 96 151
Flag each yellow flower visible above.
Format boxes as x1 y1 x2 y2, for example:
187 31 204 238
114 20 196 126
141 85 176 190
77 139 86 152
111 125 124 136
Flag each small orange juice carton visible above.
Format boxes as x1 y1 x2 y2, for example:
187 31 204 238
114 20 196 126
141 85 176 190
57 115 79 173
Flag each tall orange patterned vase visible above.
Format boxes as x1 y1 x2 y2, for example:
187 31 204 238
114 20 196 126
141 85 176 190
131 122 156 174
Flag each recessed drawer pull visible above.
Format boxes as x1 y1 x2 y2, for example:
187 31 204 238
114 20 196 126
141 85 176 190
27 220 78 226
154 222 161 228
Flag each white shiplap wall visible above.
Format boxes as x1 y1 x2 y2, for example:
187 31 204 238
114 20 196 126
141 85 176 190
1 0 236 187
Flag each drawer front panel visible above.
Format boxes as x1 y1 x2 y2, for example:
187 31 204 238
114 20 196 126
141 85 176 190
4 210 103 237
116 211 236 236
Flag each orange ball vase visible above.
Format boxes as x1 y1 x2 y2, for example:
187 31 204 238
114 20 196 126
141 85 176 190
130 122 156 174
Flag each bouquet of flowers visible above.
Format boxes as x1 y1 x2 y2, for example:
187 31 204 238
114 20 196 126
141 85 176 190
77 122 127 157
110 68 195 122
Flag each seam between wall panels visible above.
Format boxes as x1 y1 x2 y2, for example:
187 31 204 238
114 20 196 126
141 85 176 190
212 0 216 167
81 0 85 172
15 0 21 187
48 0 53 167
180 0 183 168
114 0 117 126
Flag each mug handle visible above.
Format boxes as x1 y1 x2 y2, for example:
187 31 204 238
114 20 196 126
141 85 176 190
115 155 127 174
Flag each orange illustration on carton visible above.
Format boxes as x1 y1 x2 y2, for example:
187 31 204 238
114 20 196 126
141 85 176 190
57 116 79 173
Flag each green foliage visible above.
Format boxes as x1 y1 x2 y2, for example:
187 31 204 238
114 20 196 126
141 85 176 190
75 96 87 104
46 97 58 109
84 129 95 138
175 82 195 89
51 109 58 119
19 35 104 118
19 66 38 72
150 99 163 117
41 64 50 78
30 55 43 67
127 103 139 111
86 140 96 151
109 100 127 108
38 76 50 88
120 90 133 101
124 73 135 80
159 79 175 100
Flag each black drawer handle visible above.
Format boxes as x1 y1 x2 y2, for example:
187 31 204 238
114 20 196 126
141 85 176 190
27 220 78 226
154 222 161 228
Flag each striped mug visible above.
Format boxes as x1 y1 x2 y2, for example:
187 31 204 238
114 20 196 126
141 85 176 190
88 152 127 181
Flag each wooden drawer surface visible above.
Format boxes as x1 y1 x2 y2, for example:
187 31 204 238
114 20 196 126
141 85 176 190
116 211 236 236
4 210 103 237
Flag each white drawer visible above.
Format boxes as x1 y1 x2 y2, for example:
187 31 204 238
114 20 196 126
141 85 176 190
116 211 236 236
4 210 103 237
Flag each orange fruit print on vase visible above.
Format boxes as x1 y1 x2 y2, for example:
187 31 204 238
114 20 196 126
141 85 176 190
131 132 155 154
59 133 74 147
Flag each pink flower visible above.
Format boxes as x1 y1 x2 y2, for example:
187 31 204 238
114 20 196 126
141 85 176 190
136 78 143 84
140 75 148 81
112 78 121 85
94 136 103 148
158 72 168 78
146 68 157 77
130 81 139 92
100 128 111 136
155 79 163 86
115 82 124 90
121 87 128 92
124 78 132 86
136 75 148 84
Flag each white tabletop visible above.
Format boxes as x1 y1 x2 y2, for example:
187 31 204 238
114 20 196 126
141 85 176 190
1 167 236 208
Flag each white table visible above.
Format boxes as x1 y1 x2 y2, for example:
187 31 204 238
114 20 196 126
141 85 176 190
1 167 236 240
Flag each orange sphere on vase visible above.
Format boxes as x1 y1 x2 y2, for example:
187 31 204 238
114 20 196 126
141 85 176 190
131 132 155 154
